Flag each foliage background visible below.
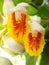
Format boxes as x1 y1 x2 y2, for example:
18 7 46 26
0 0 49 65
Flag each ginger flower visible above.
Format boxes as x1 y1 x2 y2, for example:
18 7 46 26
7 2 29 44
23 17 46 56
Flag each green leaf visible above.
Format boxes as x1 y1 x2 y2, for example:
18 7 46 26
24 53 37 65
41 22 48 28
0 24 7 30
45 26 49 39
0 26 4 30
31 0 43 7
41 20 49 40
28 5 38 15
39 41 49 65
37 0 49 18
37 6 49 18
0 0 4 14
13 0 32 5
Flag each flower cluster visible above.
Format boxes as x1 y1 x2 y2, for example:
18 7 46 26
6 2 46 56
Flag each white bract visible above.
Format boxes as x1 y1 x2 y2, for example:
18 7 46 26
28 16 45 35
8 2 29 14
30 15 41 24
8 2 29 21
3 33 25 53
3 0 15 16
16 2 29 11
0 56 13 65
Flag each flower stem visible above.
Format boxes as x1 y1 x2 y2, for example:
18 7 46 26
42 18 49 22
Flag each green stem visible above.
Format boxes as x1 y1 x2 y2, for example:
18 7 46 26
42 18 49 22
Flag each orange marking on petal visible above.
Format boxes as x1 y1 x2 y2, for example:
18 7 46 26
28 32 42 51
12 12 26 37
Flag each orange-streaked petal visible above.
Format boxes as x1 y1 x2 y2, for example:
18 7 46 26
23 31 45 56
7 12 27 44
